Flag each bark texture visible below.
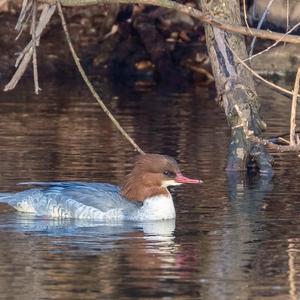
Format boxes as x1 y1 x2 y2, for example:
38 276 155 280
200 0 273 173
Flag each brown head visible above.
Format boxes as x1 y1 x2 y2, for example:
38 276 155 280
121 154 202 202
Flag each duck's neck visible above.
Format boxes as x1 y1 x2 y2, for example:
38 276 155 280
121 174 169 202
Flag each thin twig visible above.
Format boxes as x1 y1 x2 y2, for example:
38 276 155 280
242 0 253 36
288 241 297 300
16 0 31 31
4 3 56 92
4 49 33 91
290 67 300 146
286 0 290 32
244 21 300 63
224 40 300 99
32 0 40 95
278 137 290 145
16 2 33 40
57 1 145 155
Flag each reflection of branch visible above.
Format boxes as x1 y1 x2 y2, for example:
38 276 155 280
54 0 300 44
57 1 145 155
288 241 297 300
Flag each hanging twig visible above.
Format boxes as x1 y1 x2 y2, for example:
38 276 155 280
290 67 300 146
16 4 34 41
4 3 56 92
16 0 32 31
32 0 40 94
57 1 145 155
286 0 290 32
242 0 253 36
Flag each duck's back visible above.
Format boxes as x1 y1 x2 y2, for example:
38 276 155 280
0 182 140 220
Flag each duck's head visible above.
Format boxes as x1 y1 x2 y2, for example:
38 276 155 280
121 153 202 201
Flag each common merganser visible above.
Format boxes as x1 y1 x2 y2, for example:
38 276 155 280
0 154 202 221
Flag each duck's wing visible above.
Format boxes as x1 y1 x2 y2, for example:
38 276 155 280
19 182 138 212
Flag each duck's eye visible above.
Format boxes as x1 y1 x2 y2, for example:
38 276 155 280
163 170 175 177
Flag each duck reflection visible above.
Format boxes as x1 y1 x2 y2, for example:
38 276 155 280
0 215 178 299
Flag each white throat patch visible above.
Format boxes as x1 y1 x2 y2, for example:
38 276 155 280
133 194 176 220
161 180 182 187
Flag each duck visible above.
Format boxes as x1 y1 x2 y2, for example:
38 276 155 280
0 154 202 221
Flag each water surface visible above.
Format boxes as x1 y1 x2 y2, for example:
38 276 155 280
0 79 300 300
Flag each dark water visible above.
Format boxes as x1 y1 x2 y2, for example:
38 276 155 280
0 79 300 300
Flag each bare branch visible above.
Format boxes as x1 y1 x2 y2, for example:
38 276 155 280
52 0 300 45
16 0 32 32
225 40 300 99
4 49 33 91
245 21 300 63
4 3 56 92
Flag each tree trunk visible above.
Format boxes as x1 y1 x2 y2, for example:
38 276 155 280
199 0 273 173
